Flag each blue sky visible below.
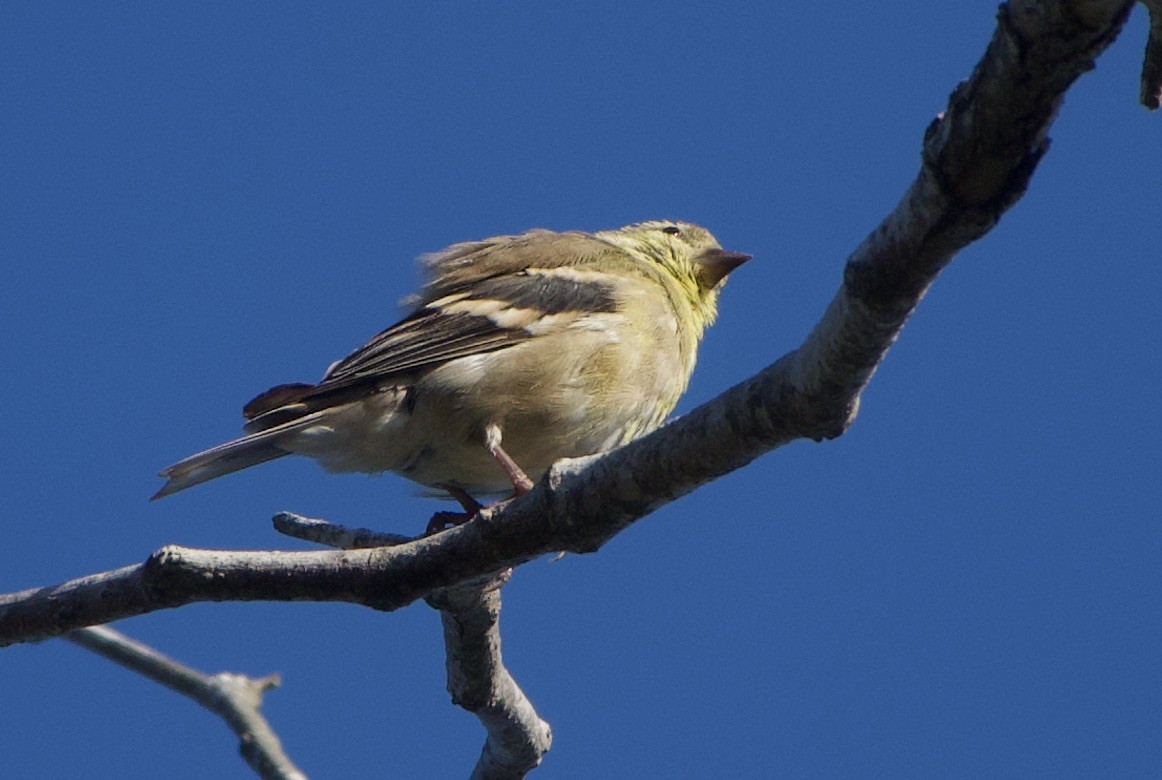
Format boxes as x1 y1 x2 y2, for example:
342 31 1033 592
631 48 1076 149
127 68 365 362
2 3 1160 778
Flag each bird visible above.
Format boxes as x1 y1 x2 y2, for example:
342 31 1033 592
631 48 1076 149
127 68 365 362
153 220 750 516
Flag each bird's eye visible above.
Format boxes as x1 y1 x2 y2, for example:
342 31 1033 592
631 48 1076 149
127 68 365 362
661 225 681 236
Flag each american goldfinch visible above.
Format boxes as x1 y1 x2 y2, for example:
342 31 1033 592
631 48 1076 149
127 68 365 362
153 220 749 508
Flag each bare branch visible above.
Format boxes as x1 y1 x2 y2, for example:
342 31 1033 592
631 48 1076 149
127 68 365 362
0 0 1138 645
65 626 306 780
272 511 413 548
276 513 553 779
1142 0 1162 107
428 579 551 780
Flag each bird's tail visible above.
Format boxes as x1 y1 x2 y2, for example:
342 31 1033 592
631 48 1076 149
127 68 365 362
152 410 327 500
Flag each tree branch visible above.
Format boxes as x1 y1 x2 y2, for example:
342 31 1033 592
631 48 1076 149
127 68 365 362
0 0 1138 646
274 513 552 779
65 626 306 780
1142 0 1162 108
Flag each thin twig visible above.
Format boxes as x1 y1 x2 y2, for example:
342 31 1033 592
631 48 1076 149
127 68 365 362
65 626 306 780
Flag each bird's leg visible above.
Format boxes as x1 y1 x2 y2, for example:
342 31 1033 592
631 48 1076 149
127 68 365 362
425 484 484 535
484 423 535 495
445 484 485 515
425 425 532 535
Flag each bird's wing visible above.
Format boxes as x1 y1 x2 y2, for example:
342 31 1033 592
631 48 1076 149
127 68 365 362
322 230 628 384
242 230 630 424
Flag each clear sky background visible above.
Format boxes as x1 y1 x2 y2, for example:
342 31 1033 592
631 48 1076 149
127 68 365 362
2 4 1160 778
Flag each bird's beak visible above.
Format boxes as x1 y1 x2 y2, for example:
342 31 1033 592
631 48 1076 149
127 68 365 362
694 248 751 289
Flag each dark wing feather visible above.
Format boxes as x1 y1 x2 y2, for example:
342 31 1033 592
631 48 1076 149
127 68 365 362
321 308 530 384
466 272 618 315
242 383 314 420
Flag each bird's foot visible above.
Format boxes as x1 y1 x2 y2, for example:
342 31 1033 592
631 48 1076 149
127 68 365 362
425 483 486 535
425 510 472 536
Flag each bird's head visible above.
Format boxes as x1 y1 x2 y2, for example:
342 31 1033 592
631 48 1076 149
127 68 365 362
601 220 751 325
